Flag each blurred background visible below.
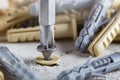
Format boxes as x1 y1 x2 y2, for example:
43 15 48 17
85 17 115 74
0 0 36 9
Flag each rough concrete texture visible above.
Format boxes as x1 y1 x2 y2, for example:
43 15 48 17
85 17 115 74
0 40 120 80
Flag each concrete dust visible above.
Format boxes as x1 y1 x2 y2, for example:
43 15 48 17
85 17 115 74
0 40 120 80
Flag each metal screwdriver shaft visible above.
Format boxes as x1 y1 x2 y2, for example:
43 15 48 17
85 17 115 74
37 0 56 61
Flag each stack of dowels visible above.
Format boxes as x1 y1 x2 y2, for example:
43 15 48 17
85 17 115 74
0 0 120 57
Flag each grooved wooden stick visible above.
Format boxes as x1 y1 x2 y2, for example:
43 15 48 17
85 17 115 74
89 9 120 57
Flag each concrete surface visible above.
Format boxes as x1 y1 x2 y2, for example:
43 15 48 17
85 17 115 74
0 40 120 80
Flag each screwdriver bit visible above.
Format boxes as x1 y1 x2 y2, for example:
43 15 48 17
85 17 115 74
37 0 56 60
